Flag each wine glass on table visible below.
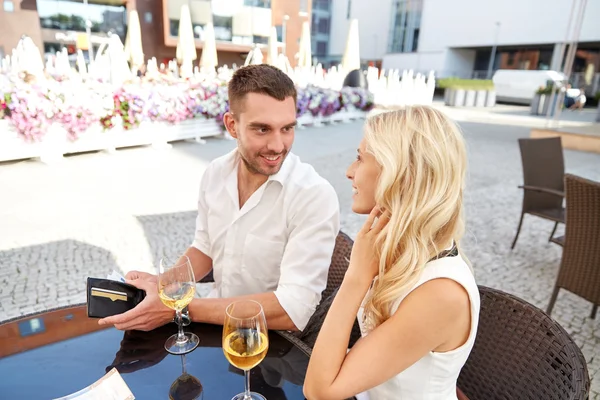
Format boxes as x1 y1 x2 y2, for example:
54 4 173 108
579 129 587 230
158 255 199 355
222 300 269 400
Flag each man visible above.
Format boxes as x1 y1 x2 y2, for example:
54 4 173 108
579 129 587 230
99 65 340 332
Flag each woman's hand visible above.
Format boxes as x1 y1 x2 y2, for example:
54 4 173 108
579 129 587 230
347 207 390 283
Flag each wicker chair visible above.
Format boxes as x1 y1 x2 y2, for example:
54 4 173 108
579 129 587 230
321 231 354 302
547 174 600 319
511 137 565 249
457 286 589 400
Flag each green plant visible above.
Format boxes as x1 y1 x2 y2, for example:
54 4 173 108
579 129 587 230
536 86 553 95
438 78 494 91
0 92 12 119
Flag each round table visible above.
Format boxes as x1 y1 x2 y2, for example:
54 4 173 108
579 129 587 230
0 305 310 399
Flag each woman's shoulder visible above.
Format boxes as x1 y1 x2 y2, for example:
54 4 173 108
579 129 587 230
388 251 479 316
421 250 476 287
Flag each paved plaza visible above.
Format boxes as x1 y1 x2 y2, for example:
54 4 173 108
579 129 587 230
0 105 599 397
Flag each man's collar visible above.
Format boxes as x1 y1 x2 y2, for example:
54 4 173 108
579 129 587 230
267 152 294 185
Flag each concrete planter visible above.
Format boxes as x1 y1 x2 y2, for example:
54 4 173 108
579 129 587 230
540 95 551 116
445 89 466 106
485 91 496 107
464 90 476 107
0 118 224 163
530 94 541 115
531 94 551 115
444 88 453 104
453 89 466 106
475 90 487 107
445 88 495 107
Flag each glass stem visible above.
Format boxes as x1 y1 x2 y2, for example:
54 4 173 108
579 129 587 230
176 309 186 343
244 369 251 399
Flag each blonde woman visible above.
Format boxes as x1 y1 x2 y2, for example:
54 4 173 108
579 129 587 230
304 106 480 400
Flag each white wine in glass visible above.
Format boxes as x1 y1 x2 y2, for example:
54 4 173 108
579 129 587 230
158 255 199 355
222 300 269 400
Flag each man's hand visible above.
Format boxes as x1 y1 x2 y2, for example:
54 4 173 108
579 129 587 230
98 277 175 331
125 270 157 282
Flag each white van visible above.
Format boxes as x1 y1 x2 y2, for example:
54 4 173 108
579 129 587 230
492 70 565 105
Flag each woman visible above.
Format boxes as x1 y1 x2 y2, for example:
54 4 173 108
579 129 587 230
304 106 479 400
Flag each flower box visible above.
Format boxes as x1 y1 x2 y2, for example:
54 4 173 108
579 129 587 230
0 118 224 163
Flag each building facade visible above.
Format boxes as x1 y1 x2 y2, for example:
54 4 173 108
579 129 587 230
0 0 310 68
310 0 333 65
329 0 600 87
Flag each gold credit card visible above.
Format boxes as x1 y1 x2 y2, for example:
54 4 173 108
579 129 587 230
91 287 128 302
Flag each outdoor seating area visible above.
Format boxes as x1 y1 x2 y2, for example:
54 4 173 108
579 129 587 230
513 137 600 323
1 0 599 398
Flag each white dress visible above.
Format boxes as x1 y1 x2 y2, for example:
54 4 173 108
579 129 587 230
356 250 480 400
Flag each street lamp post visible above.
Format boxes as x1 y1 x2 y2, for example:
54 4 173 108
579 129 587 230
486 21 500 79
550 0 588 126
83 0 94 62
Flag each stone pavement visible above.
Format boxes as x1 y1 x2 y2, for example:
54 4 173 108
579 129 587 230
0 107 599 397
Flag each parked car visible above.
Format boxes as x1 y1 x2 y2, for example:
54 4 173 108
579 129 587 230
492 69 565 105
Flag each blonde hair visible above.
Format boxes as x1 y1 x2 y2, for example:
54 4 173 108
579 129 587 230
362 106 468 329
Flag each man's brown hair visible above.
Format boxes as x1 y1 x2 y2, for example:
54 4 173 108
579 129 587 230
228 64 297 116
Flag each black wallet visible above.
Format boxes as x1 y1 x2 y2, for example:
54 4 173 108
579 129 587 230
86 277 146 318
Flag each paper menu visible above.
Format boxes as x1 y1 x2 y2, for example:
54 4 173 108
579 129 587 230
53 368 135 400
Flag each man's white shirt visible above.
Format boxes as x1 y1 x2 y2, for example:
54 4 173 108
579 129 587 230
192 149 340 330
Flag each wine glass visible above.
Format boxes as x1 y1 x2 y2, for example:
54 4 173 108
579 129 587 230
158 255 199 355
222 300 269 400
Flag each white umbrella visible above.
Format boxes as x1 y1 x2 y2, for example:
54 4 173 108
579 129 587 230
267 26 278 66
56 48 71 77
146 57 159 77
200 22 218 73
108 34 132 86
176 4 197 78
124 10 145 71
244 45 263 66
276 53 292 76
15 36 45 78
1 55 9 74
342 18 361 74
296 21 312 68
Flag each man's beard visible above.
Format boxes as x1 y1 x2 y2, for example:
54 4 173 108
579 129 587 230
239 148 289 177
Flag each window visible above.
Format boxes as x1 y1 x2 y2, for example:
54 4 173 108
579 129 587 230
213 14 233 41
253 35 268 45
3 0 14 12
314 0 330 11
243 0 270 8
318 17 330 34
144 12 152 23
411 28 419 52
37 0 127 38
275 25 283 42
316 41 327 56
388 0 422 53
